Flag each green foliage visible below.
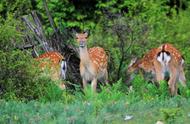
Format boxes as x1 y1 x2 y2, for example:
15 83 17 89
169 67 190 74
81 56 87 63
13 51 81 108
75 80 127 113
0 50 35 100
160 108 183 123
158 81 170 98
0 0 32 18
0 15 23 51
126 75 170 102
39 82 64 102
0 84 190 124
36 0 96 34
0 16 63 101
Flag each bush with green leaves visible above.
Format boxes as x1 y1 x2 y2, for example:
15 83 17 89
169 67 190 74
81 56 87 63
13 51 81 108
0 0 32 18
0 16 64 101
36 0 96 34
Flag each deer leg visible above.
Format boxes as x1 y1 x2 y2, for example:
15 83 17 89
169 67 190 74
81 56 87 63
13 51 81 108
104 70 109 85
168 75 177 96
168 67 178 96
155 71 164 82
179 66 186 87
80 64 87 89
154 61 164 83
91 78 97 92
82 78 87 89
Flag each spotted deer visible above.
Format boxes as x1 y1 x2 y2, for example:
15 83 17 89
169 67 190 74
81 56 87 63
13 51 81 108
128 43 186 95
75 32 108 91
157 43 186 95
128 48 159 79
35 51 67 89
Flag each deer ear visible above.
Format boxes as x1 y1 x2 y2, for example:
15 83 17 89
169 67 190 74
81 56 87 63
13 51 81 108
75 33 79 38
72 29 78 38
138 63 143 68
131 57 137 64
129 57 137 67
138 61 146 68
84 30 89 37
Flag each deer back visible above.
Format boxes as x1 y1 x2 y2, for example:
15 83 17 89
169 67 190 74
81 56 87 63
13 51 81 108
88 47 108 73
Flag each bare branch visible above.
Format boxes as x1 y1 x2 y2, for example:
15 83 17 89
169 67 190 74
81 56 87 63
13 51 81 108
42 0 62 51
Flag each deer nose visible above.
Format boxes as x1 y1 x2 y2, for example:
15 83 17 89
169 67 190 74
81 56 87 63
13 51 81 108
79 41 86 47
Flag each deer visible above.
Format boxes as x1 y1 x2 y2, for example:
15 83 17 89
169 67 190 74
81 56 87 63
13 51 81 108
128 43 186 95
157 43 186 95
75 32 108 92
128 48 159 81
35 51 67 89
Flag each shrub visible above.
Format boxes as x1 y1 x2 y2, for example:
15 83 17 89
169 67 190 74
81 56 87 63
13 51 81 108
0 16 63 101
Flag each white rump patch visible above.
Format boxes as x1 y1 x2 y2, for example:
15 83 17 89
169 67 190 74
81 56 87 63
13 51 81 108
60 60 67 79
163 52 171 65
181 58 184 66
157 52 163 63
157 52 171 66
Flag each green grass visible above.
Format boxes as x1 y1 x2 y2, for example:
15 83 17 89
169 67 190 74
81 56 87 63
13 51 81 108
0 96 190 124
0 78 190 124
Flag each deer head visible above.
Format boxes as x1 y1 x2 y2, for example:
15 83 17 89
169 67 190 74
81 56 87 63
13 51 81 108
76 32 88 48
127 57 139 73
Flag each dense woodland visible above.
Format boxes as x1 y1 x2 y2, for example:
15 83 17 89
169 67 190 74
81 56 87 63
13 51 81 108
1 0 190 123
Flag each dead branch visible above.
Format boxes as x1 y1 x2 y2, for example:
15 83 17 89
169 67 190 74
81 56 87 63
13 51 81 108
42 0 61 51
22 12 51 52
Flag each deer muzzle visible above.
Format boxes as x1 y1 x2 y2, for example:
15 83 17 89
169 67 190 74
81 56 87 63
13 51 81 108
79 41 86 48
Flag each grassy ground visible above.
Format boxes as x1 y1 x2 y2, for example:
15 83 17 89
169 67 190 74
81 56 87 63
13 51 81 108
0 96 190 124
0 78 190 124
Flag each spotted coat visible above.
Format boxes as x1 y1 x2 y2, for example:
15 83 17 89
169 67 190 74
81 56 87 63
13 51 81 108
88 47 108 72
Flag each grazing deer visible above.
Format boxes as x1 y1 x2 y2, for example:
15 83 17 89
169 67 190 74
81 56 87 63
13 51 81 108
128 48 160 82
128 43 186 95
75 32 108 91
36 51 67 89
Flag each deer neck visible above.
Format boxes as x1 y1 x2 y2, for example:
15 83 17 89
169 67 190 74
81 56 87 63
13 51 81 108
79 46 91 65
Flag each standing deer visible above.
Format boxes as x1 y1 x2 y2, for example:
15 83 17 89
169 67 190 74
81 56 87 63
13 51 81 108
35 51 67 89
157 43 186 95
128 43 186 95
75 32 108 91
